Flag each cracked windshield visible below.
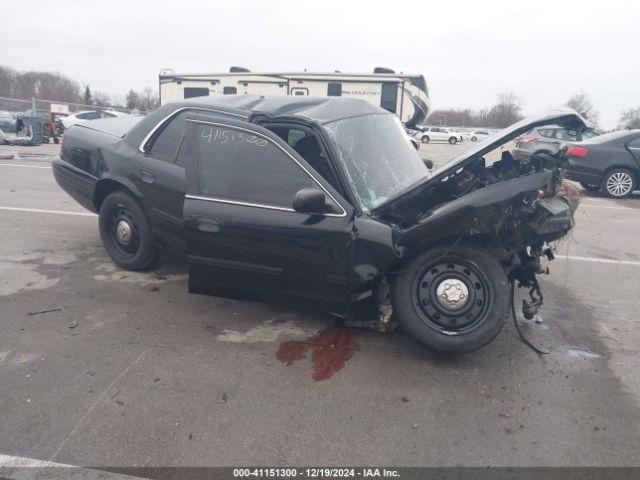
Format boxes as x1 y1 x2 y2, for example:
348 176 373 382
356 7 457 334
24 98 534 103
324 113 428 212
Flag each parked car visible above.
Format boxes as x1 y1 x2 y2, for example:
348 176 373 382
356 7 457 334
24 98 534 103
53 97 587 354
61 110 132 129
415 126 463 144
469 130 491 142
0 110 17 135
513 125 599 162
563 129 640 198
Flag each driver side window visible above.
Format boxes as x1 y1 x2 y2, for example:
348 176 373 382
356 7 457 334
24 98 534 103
195 123 339 211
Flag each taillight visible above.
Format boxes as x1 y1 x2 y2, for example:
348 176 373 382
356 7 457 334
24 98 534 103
566 146 589 157
517 136 538 143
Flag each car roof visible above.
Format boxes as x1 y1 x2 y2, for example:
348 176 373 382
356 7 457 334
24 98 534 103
581 129 640 144
168 95 388 124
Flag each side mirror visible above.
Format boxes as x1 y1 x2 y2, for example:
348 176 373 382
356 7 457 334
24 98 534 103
293 187 326 215
423 158 434 170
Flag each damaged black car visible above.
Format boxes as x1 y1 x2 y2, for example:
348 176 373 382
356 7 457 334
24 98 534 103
53 96 589 353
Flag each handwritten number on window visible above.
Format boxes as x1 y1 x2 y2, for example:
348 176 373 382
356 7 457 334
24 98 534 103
200 126 267 147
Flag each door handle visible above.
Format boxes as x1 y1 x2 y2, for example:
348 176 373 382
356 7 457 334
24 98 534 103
140 169 156 184
189 216 222 233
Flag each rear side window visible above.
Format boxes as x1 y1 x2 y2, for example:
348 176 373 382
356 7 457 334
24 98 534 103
537 128 555 138
195 124 316 209
555 129 579 141
149 112 187 162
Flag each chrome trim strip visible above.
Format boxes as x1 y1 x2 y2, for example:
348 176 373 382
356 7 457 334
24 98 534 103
185 119 348 218
186 194 294 213
185 194 346 218
138 107 248 154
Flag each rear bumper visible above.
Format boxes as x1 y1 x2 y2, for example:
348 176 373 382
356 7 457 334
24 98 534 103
52 158 98 213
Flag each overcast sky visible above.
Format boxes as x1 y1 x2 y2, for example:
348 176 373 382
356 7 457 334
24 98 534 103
2 0 638 128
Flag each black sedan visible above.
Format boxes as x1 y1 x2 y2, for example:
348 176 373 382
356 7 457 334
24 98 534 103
53 96 587 354
564 130 640 197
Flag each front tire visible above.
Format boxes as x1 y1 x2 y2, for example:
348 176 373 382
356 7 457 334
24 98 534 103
601 169 636 198
98 191 157 271
448 137 457 145
421 135 430 144
471 136 477 142
391 243 509 354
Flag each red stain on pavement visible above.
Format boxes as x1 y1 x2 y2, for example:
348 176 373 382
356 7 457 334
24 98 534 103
276 326 360 381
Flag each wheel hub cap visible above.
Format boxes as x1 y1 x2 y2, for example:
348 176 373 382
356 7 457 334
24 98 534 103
607 173 632 196
116 220 132 244
436 279 469 310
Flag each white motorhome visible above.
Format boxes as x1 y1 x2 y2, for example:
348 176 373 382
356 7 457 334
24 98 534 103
158 67 430 126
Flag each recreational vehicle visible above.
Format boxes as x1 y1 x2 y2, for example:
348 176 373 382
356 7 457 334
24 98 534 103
158 67 430 126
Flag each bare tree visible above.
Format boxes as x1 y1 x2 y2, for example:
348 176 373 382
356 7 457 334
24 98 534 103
566 92 598 125
0 66 16 97
488 92 523 128
3 66 82 103
618 107 640 130
429 92 523 128
93 91 111 107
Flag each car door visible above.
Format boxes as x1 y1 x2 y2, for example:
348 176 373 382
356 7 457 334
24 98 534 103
134 110 190 248
626 136 640 164
181 113 355 308
431 127 445 141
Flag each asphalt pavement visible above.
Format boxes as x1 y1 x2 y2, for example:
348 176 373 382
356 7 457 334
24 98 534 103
1 142 640 468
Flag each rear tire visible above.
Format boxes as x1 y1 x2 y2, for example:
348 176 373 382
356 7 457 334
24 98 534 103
448 137 457 145
601 168 636 198
580 182 599 192
471 136 477 142
98 191 157 271
421 135 430 144
391 243 509 354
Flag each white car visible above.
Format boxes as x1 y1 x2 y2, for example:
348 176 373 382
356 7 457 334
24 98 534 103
468 130 491 142
61 110 131 129
415 126 464 145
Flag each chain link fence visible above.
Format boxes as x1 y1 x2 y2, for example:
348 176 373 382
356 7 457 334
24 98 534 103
0 96 141 117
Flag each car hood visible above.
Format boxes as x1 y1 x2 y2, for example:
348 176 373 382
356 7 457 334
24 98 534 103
373 107 591 217
429 107 591 179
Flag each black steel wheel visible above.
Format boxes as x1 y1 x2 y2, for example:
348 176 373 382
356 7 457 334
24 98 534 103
413 260 489 334
98 191 157 271
392 243 509 354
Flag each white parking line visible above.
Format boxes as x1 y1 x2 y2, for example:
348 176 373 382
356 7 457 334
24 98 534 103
560 255 640 267
580 203 636 211
0 163 51 169
0 206 96 217
0 453 141 478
